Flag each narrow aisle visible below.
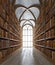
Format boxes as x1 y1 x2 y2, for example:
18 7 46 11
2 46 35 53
1 48 53 65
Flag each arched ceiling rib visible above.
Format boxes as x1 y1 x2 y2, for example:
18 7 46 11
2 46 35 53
29 7 40 19
14 0 41 27
14 4 40 10
20 19 35 22
20 19 35 27
22 20 33 26
19 9 36 21
14 4 27 10
15 7 40 21
22 24 33 28
15 7 26 18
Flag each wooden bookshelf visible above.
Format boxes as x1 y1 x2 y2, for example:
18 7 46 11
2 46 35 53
0 0 22 63
34 0 55 63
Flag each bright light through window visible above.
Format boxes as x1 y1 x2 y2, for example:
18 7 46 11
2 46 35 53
23 25 33 48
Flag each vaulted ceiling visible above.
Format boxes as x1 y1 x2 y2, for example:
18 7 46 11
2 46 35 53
11 0 42 27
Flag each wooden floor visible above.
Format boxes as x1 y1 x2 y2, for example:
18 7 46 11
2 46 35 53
1 48 53 65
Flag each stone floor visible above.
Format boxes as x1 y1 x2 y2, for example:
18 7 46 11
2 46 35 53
1 48 53 65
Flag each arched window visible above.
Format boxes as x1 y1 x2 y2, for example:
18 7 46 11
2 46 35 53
23 25 33 48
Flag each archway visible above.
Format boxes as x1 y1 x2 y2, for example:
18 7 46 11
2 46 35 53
23 25 33 48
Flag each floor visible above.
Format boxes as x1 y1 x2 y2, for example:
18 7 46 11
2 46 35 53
1 48 53 65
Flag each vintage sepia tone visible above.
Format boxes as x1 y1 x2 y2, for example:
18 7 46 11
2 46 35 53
0 0 55 65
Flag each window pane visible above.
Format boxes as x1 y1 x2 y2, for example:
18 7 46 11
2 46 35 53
30 36 33 41
23 30 27 35
28 26 32 29
27 30 31 35
23 25 33 47
27 36 30 41
23 36 27 41
30 30 33 35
